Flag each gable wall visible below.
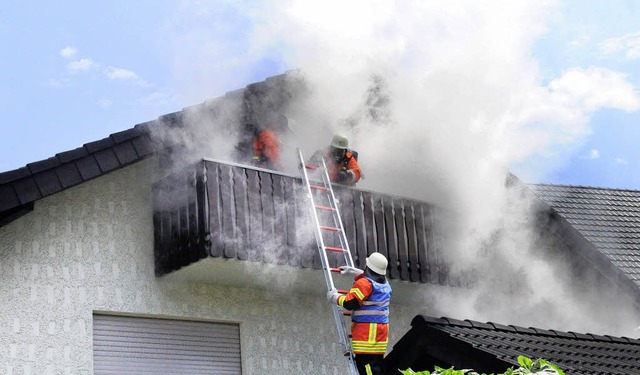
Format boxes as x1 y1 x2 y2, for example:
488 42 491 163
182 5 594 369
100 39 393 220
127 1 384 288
0 159 435 374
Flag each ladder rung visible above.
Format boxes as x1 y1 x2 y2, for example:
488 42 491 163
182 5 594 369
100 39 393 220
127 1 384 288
310 184 329 191
305 164 319 170
315 205 335 211
330 267 342 273
320 226 339 232
325 246 345 253
343 311 352 316
337 289 349 294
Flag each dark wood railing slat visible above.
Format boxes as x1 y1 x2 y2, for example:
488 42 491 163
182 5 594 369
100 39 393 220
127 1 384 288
246 168 263 262
206 163 223 258
414 203 430 283
219 164 236 259
394 199 410 280
383 197 400 279
232 166 249 261
405 202 420 282
374 196 387 265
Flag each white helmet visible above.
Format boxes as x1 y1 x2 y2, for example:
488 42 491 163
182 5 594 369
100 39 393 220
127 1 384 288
366 252 388 275
331 135 349 149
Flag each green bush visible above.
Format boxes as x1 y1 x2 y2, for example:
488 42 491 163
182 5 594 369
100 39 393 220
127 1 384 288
399 355 564 375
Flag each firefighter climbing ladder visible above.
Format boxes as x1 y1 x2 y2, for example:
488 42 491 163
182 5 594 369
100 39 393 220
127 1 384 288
297 148 359 375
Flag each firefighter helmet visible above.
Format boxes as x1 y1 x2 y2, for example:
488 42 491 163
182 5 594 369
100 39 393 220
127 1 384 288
331 135 349 150
366 252 388 275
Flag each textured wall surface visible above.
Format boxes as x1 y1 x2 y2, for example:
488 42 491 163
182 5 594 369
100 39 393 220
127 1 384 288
0 159 435 375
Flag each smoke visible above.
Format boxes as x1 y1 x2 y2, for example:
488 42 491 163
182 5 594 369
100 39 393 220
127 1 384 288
158 0 640 336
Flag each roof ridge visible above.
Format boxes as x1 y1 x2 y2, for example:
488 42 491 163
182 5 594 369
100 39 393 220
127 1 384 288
425 315 635 342
531 182 640 194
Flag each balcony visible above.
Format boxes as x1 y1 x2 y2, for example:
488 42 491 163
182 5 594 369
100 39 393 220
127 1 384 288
153 158 450 286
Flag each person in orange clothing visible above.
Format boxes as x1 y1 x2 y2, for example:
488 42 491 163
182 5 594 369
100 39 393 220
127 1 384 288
251 113 289 170
327 252 392 375
311 135 362 185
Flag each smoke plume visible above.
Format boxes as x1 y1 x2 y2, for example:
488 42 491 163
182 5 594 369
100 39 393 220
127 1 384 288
160 0 640 336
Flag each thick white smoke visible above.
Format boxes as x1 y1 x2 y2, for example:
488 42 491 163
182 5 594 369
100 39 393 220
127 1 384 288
164 0 640 336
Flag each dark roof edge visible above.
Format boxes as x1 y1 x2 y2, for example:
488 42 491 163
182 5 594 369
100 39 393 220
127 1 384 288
413 315 636 343
531 182 640 194
0 72 299 228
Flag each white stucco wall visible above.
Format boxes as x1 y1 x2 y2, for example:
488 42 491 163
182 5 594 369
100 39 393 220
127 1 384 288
0 159 438 375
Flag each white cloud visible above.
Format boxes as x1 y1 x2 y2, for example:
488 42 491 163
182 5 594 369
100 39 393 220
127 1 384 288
599 31 640 59
615 157 629 165
97 99 113 108
104 67 138 80
68 58 97 72
589 149 600 159
47 78 70 87
103 66 148 86
60 46 77 59
568 36 589 47
548 67 640 112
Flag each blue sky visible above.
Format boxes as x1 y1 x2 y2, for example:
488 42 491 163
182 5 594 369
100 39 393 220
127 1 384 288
1 1 639 189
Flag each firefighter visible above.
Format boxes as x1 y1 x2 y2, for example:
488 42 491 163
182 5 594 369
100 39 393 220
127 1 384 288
251 113 289 170
311 135 361 185
327 252 392 375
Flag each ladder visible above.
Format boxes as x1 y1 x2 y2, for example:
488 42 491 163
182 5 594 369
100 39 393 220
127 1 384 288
297 148 359 375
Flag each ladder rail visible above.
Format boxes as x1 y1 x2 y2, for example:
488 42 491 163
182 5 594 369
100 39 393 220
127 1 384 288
298 149 337 291
320 159 355 267
297 148 359 375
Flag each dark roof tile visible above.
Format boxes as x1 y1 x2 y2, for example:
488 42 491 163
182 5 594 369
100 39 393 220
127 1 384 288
112 141 139 165
489 322 516 332
56 147 89 163
12 178 41 204
0 184 20 210
467 320 494 330
94 149 121 173
444 317 473 327
84 137 115 153
132 134 155 157
530 327 556 337
75 156 101 180
511 325 536 334
110 127 143 143
33 170 62 197
589 333 613 342
551 330 576 339
55 163 83 189
0 167 31 184
27 157 61 174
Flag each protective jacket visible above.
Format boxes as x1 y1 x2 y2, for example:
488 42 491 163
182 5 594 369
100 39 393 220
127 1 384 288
323 149 361 185
337 273 392 355
252 130 280 169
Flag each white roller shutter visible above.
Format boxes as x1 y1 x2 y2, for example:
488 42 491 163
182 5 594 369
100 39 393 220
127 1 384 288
93 314 242 375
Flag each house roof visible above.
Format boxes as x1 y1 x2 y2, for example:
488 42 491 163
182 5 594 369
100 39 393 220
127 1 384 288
0 72 293 227
385 315 640 375
531 184 640 289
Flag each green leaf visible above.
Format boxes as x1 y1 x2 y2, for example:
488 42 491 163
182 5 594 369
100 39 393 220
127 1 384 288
517 356 533 369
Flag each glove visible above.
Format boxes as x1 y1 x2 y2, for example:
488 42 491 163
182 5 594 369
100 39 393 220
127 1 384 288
336 170 348 182
326 288 340 304
340 266 364 277
346 170 356 183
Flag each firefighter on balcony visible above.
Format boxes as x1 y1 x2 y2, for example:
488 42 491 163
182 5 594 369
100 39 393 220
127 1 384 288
327 252 392 375
251 113 289 170
310 135 361 185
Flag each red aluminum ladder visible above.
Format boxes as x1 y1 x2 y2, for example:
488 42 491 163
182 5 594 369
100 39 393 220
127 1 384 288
297 148 359 375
